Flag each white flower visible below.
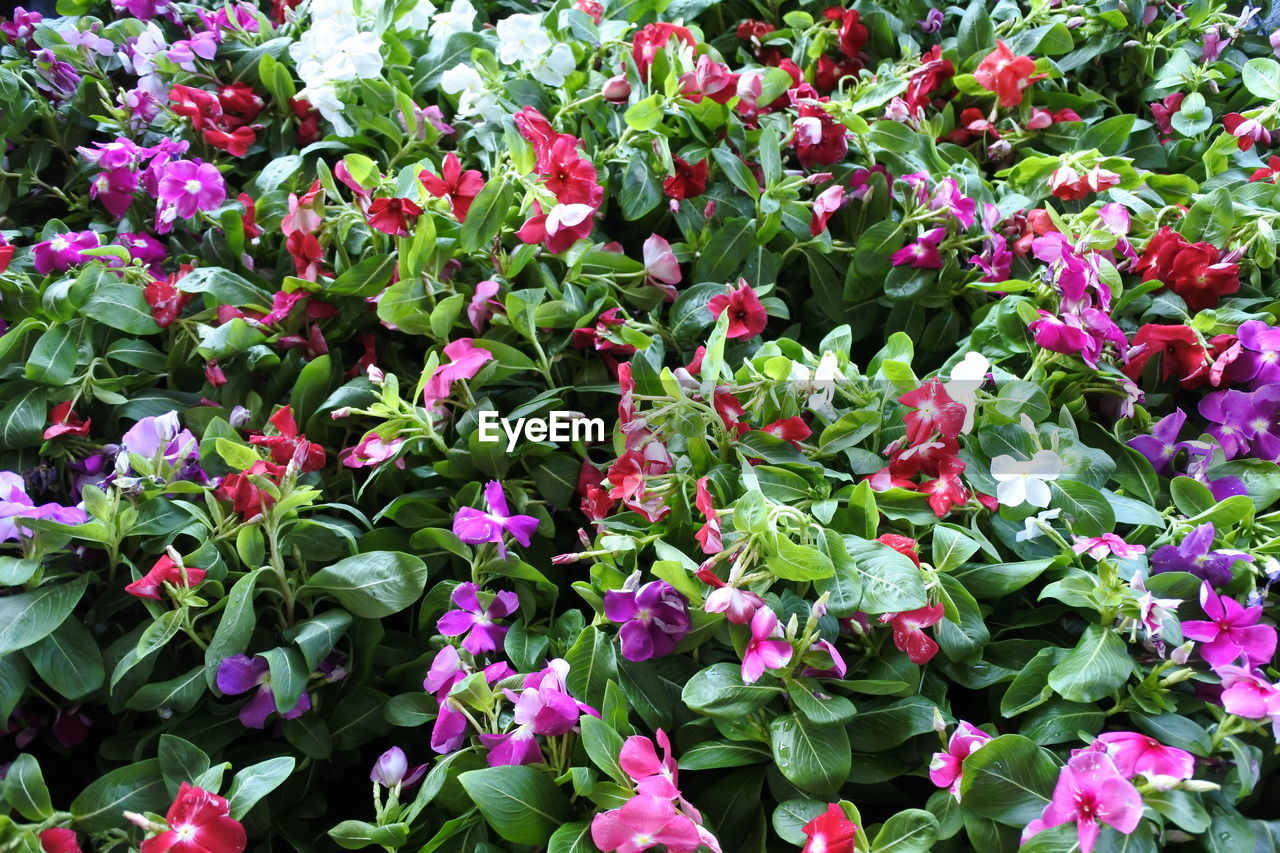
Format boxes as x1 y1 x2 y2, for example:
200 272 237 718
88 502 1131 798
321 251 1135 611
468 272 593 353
441 62 498 118
496 13 551 65
430 0 476 39
529 42 575 86
944 351 990 434
291 19 384 87
1014 508 1061 542
791 351 839 419
396 0 437 31
299 81 353 136
308 0 360 26
991 450 1062 508
546 203 594 234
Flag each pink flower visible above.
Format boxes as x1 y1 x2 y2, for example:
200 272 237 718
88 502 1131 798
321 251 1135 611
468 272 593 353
1095 732 1194 786
643 234 681 288
515 202 595 253
620 729 680 799
1071 534 1146 561
810 184 844 236
157 159 227 220
929 721 992 798
1215 664 1280 737
1181 582 1277 669
879 604 945 664
1021 751 1144 853
422 338 494 413
467 279 502 332
703 585 763 624
741 606 793 683
340 434 405 469
890 227 945 269
32 231 99 274
693 477 722 554
591 795 702 853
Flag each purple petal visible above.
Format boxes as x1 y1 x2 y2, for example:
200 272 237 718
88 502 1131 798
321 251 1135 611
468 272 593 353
461 622 508 656
603 590 638 623
451 582 481 613
489 590 519 619
483 480 510 517
281 690 312 720
436 609 478 638
453 507 498 544
217 654 267 696
239 686 278 728
501 513 540 547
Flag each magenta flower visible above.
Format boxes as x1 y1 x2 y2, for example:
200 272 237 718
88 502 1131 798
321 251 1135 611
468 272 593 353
78 137 151 170
890 227 945 269
1182 583 1277 669
605 580 692 662
467 280 502 332
1021 751 1144 853
216 654 311 729
452 481 540 559
741 606 793 684
157 159 227 220
1095 732 1194 787
929 721 991 799
481 659 595 766
423 338 494 413
1215 664 1280 736
591 795 703 853
32 230 100 274
437 582 519 655
90 168 139 219
340 434 405 469
1072 534 1146 561
620 730 680 799
370 747 426 789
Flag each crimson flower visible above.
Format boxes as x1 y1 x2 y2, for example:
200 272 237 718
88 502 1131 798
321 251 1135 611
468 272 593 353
144 271 195 327
975 41 1038 108
513 107 572 171
708 280 767 338
792 104 848 167
801 803 857 853
693 477 722 554
880 603 945 663
760 416 811 447
44 401 91 440
248 405 326 472
899 378 965 444
125 554 207 600
831 8 867 60
631 22 695 79
38 828 82 853
1223 113 1270 151
1123 324 1210 388
1135 226 1240 311
140 783 246 853
366 197 422 237
662 156 708 200
419 153 485 221
215 459 285 519
876 534 920 566
542 137 602 206
1250 154 1280 183
919 454 969 517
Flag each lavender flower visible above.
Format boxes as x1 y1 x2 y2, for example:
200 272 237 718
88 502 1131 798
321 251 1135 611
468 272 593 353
604 580 691 662
918 8 944 34
1150 523 1253 587
452 481 540 558
370 747 426 789
118 411 207 483
436 583 519 655
0 472 87 541
216 654 311 729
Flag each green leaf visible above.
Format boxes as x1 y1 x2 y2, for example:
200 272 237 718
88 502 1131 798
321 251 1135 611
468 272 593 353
71 760 170 833
128 667 206 713
682 662 782 718
1243 57 1280 101
23 618 103 700
283 610 352 671
258 646 309 714
952 559 1053 598
565 627 617 708
679 741 771 771
176 267 272 305
157 735 211 795
458 765 571 846
305 551 428 618
958 734 1057 827
25 323 78 385
329 254 395 297
694 218 754 283
579 715 627 784
0 386 47 450
786 681 856 726
931 525 981 573
872 809 940 853
0 576 87 655
329 820 410 850
3 755 52 821
818 534 927 615
459 179 513 253
82 284 161 334
769 713 851 796
767 534 834 581
1048 625 1133 703
624 94 664 131
205 569 263 688
226 756 296 820
547 821 595 853
1000 647 1062 717
1049 480 1114 537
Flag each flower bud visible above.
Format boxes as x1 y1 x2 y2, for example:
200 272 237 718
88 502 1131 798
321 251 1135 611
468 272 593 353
330 407 352 420
1170 641 1194 665
602 75 631 102
371 746 426 788
229 405 251 427
366 365 385 385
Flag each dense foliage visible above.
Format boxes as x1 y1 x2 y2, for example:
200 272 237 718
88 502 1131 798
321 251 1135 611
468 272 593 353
1 0 1279 850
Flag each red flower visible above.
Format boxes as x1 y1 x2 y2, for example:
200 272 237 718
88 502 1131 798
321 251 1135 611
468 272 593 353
876 534 920 567
202 126 257 158
237 192 261 238
802 803 857 853
974 41 1038 108
125 555 207 601
1150 93 1185 138
169 84 220 131
0 241 13 273
215 459 286 519
419 153 485 221
831 8 867 60
249 406 326 472
714 391 749 435
39 828 82 853
736 20 775 43
144 270 195 327
708 280 768 338
1223 113 1271 151
898 379 965 444
1136 227 1239 312
791 104 848 168
515 202 596 253
543 137 602 206
662 156 708 200
919 455 969 517
880 603 945 663
904 45 954 112
286 232 324 281
216 83 263 127
44 401 91 440
513 107 573 172
366 197 422 237
1048 164 1121 200
760 416 811 447
1250 154 1280 183
1123 324 1210 388
289 97 322 145
631 23 695 80
140 783 246 853
574 0 602 23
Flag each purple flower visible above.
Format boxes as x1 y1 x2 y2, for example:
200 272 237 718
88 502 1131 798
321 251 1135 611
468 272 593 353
929 178 976 228
437 583 519 655
112 0 175 20
452 481 540 558
1182 583 1277 669
157 159 227 221
216 654 312 728
604 580 691 662
32 230 99 275
0 7 42 43
166 32 217 71
1150 523 1253 587
118 411 207 483
1200 387 1280 462
1227 321 1280 388
1202 26 1229 63
33 49 80 99
1021 751 1143 853
371 747 426 789
1127 409 1186 476
918 8 943 33
423 646 514 755
77 138 150 170
117 232 167 275
481 659 598 766
1179 441 1248 500
0 472 87 541
90 168 139 219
